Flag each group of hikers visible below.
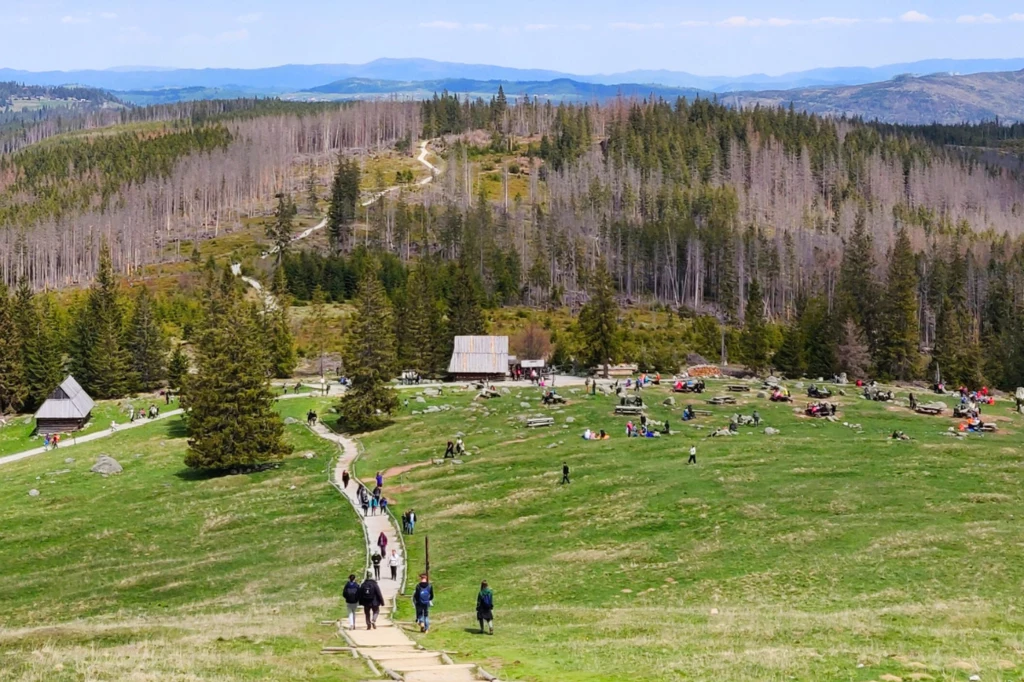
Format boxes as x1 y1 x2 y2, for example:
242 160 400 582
306 410 318 426
443 438 465 459
41 433 63 450
806 402 837 417
349 471 390 518
625 415 670 438
112 403 161 431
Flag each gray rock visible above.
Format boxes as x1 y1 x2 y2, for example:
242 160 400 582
500 387 511 395
283 417 299 425
662 397 676 407
302 452 315 459
565 416 576 423
415 396 427 404
90 456 123 475
764 427 780 435
547 443 558 449
424 406 441 414
64 458 75 464
520 402 531 408
28 488 40 497
423 388 441 397
795 382 805 389
411 411 421 415
756 391 767 399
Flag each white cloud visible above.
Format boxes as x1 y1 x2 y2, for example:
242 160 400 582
899 10 932 23
609 22 664 30
720 16 761 27
679 20 710 27
61 15 90 24
813 16 861 25
420 20 461 30
1011 13 1024 21
957 13 1000 24
216 28 249 42
236 12 263 24
716 15 860 28
525 23 557 31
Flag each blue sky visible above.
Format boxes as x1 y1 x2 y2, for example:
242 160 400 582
4 1 1024 75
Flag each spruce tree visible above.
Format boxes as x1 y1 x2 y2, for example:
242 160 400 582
741 278 770 375
0 282 27 413
338 264 399 430
773 324 805 378
24 294 64 410
837 209 879 354
327 156 360 252
70 242 132 399
876 228 920 381
127 286 169 392
309 285 329 377
400 262 449 377
182 287 288 470
800 297 838 379
578 257 619 377
447 262 486 337
837 319 872 380
167 344 189 391
267 193 297 263
266 304 297 379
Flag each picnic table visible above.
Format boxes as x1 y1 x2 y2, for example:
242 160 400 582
526 417 555 428
727 385 751 393
706 396 737 406
915 402 947 416
615 405 645 416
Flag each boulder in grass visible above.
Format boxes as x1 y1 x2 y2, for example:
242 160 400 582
28 489 40 497
283 417 299 425
663 397 676 407
90 456 123 475
764 427 780 435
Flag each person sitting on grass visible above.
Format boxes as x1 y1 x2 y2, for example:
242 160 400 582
662 419 671 435
682 405 695 421
891 430 910 441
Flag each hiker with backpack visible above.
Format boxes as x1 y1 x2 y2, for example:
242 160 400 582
359 570 385 630
414 574 434 633
476 580 494 635
342 573 361 630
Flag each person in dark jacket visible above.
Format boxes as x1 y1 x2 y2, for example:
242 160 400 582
359 570 385 630
414 575 434 633
371 549 383 580
342 573 361 630
476 580 494 634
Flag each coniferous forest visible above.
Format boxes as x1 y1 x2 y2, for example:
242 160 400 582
5 93 1024 391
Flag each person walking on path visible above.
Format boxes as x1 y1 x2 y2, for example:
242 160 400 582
343 573 361 630
408 509 416 534
369 496 379 516
342 470 350 488
561 462 570 485
377 531 388 557
371 548 382 580
376 471 383 488
476 581 494 635
360 495 370 517
359 570 384 630
388 549 400 581
688 445 697 465
414 574 434 633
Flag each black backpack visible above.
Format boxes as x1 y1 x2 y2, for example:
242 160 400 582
360 581 376 605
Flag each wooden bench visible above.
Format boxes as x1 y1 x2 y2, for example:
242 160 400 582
692 409 713 417
706 397 737 406
727 385 751 392
526 417 555 428
615 406 645 416
915 406 945 416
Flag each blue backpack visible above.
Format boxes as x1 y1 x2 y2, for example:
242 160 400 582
416 584 432 605
479 591 493 609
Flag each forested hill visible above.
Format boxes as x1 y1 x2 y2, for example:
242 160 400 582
728 69 1024 125
0 81 120 108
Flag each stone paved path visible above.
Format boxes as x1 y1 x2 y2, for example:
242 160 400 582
311 422 496 682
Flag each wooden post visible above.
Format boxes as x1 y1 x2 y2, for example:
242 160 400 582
425 535 430 581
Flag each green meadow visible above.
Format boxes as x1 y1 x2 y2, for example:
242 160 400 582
357 381 1024 682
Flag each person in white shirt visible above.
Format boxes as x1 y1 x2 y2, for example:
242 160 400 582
388 549 401 581
688 445 697 464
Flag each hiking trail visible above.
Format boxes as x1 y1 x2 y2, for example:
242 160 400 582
310 422 498 682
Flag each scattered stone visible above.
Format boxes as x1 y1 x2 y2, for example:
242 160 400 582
415 396 426 404
764 427 780 435
546 443 558 449
711 428 735 437
303 452 315 459
520 402 531 408
826 416 838 423
796 382 805 389
879 675 903 682
90 456 123 475
52 469 71 475
839 389 847 396
28 489 40 497
710 607 719 615
621 588 633 594
283 417 299 425
969 676 981 682
663 397 676 407
289 485 297 490
565 416 575 423
500 387 511 395
423 388 441 397
64 458 74 464
665 576 676 583
756 391 767 399
569 388 579 394
424 406 441 414
411 411 421 415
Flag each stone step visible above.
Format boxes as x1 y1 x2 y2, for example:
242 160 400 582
347 628 415 647
403 666 481 682
383 656 449 672
400 663 477 674
364 650 439 662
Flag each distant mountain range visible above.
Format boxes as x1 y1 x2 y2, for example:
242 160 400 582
726 69 1024 125
7 57 1024 93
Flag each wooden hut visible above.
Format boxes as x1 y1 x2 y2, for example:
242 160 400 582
447 336 509 382
34 376 95 435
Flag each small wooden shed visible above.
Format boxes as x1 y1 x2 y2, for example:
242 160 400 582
35 376 95 435
447 336 509 382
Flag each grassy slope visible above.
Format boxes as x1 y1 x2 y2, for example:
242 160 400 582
356 382 1024 682
0 396 368 682
0 402 127 457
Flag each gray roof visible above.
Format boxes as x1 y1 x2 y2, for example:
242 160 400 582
35 375 95 420
448 336 509 375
